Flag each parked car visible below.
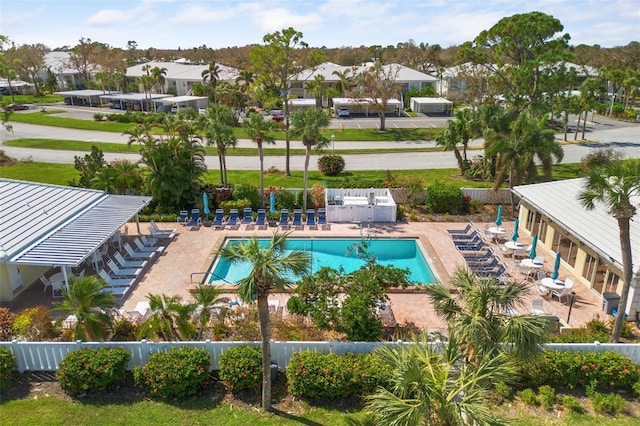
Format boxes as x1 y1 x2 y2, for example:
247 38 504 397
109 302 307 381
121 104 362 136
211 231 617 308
268 109 284 122
337 107 350 117
3 103 29 111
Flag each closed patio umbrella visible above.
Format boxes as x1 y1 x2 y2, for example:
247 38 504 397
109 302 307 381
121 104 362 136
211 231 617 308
528 234 538 259
269 192 276 214
511 218 519 242
495 204 503 226
203 192 210 216
551 251 562 280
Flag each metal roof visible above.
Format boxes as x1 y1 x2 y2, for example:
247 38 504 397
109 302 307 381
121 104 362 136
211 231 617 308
0 179 150 267
512 178 640 276
291 62 437 83
126 61 241 82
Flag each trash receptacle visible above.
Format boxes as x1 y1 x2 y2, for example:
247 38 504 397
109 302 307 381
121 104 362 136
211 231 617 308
270 362 278 382
603 292 620 315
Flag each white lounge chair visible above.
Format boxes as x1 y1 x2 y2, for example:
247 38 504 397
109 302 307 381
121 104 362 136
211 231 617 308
107 259 141 278
133 237 165 255
127 301 150 322
98 269 135 287
102 285 130 298
149 221 176 239
114 252 147 269
123 243 155 260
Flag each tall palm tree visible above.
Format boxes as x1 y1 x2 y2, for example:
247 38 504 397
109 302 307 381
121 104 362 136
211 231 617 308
137 294 195 341
216 232 311 412
332 69 352 96
150 66 167 94
191 285 229 340
53 275 116 341
305 74 327 107
579 158 640 342
202 60 221 103
364 333 516 426
242 111 276 208
235 70 254 93
425 266 548 364
290 108 330 211
110 159 141 195
435 108 481 174
201 104 237 186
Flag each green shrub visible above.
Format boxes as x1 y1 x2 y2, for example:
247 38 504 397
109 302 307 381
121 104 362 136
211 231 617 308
492 381 512 403
276 190 296 210
538 385 556 410
517 388 539 406
562 395 584 413
110 319 138 341
588 391 626 415
134 347 210 401
286 351 389 399
231 184 261 210
318 155 345 176
220 199 251 214
633 380 640 397
0 307 15 341
295 191 313 209
425 183 465 214
56 347 131 396
0 347 16 389
218 345 262 394
12 306 57 341
93 113 105 121
524 350 640 391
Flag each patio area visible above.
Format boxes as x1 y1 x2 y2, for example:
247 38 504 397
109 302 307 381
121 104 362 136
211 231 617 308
2 220 605 332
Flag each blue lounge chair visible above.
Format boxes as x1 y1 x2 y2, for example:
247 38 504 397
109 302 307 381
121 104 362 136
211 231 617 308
279 209 290 229
447 221 473 235
255 209 267 230
306 209 317 230
186 208 201 228
462 248 494 262
242 208 253 227
226 209 239 229
212 209 224 229
292 209 303 230
317 208 330 230
177 210 189 225
450 229 481 241
456 241 485 251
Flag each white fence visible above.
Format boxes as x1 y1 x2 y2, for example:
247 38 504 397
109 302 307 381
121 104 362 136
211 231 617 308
2 340 640 373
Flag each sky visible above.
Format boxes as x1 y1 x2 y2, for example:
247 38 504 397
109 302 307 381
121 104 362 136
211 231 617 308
1 0 638 51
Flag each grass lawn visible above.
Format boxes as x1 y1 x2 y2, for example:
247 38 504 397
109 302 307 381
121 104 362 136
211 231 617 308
0 162 78 186
0 94 64 105
7 111 134 133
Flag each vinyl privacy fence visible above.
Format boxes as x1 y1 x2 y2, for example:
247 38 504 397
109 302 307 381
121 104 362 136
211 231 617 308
2 340 640 373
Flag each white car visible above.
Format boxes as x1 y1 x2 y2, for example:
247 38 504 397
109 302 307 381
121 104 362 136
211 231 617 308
337 108 350 117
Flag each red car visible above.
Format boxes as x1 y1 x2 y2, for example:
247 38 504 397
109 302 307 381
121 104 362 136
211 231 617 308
3 104 29 111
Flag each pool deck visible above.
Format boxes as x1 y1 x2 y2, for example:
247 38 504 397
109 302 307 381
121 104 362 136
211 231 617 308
4 220 605 332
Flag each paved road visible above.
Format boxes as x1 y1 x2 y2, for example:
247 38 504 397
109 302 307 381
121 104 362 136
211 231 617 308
1 121 639 171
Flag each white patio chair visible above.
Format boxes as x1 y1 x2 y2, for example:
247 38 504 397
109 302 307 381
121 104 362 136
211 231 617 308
550 277 575 303
531 298 546 316
40 274 52 294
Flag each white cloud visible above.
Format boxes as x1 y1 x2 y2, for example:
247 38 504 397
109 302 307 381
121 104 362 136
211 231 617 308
86 9 133 25
171 4 236 24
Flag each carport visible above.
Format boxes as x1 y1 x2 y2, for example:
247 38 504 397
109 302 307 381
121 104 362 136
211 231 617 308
54 89 109 107
287 98 317 112
155 95 209 112
99 93 173 111
333 97 402 117
410 97 453 116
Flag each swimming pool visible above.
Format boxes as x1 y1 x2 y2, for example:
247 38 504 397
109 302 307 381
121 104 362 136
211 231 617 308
209 238 437 285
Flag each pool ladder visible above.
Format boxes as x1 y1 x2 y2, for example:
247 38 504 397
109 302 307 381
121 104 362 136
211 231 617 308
360 222 371 241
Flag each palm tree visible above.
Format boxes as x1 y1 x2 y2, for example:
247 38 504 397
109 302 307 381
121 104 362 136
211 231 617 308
332 69 352 96
242 111 276 208
435 108 481 174
216 232 311 412
579 158 640 342
305 74 327 107
201 104 237 186
137 294 195 341
364 333 516 426
425 266 548 364
290 108 330 211
235 70 254 93
53 275 116 341
191 285 229 340
150 66 167 94
110 159 141 195
202 60 221 103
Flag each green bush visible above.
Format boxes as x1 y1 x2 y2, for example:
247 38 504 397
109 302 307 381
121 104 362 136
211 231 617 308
562 395 584 413
133 347 210 401
110 319 138 341
286 351 389 399
425 183 465 214
12 306 57 341
220 199 251 214
517 388 539 406
276 190 296 210
524 350 640 391
588 390 626 415
56 347 131 396
231 184 261 211
318 155 345 176
0 307 15 341
493 381 513 401
633 380 640 397
538 385 556 410
0 347 16 389
218 345 262 394
295 190 313 209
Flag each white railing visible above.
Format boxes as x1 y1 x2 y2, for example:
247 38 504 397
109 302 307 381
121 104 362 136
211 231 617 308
2 340 639 373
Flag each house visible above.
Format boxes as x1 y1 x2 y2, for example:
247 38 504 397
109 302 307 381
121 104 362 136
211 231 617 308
126 60 242 96
41 51 84 90
0 179 151 302
512 178 640 318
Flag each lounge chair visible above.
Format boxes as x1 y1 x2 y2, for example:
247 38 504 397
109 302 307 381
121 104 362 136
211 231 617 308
177 210 189 225
226 209 239 229
279 209 290 229
242 208 254 229
531 298 547 316
468 256 499 271
292 209 303 230
462 248 494 262
255 209 267 230
114 251 147 269
317 208 330 230
133 237 165 254
98 268 135 287
148 221 176 239
212 209 225 229
126 301 150 322
102 285 130 298
550 277 575 303
186 208 202 228
306 209 317 230
447 221 473 235
107 259 141 278
450 229 481 241
123 243 155 260
456 241 485 251
476 263 508 278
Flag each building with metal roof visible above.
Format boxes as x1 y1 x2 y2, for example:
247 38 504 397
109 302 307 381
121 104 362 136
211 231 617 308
512 178 640 318
0 179 151 302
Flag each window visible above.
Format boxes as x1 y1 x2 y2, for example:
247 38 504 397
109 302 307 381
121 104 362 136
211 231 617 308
525 210 542 236
553 231 578 267
538 219 548 243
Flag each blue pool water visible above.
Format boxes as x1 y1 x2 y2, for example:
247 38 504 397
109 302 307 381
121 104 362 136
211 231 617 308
209 238 436 285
